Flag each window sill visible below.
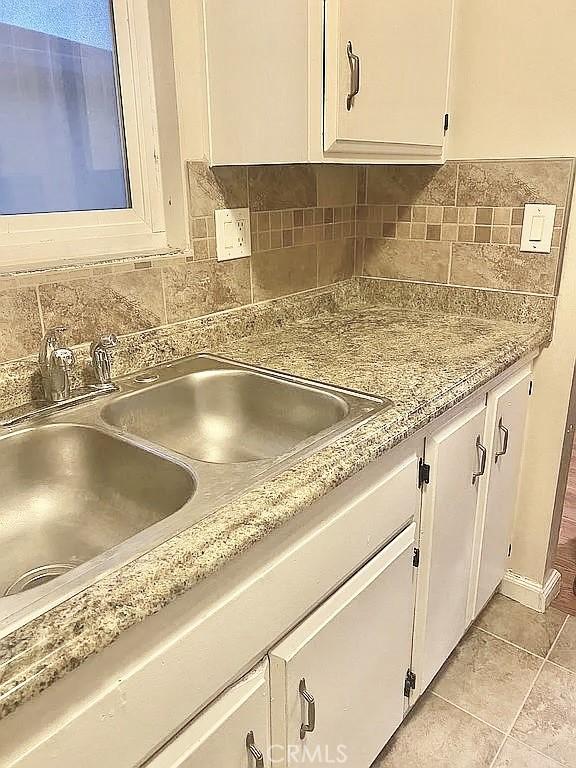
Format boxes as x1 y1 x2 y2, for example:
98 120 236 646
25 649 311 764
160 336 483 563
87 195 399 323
0 242 183 279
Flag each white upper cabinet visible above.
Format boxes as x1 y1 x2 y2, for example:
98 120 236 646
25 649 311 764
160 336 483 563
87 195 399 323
203 1 454 165
203 0 311 165
323 0 453 160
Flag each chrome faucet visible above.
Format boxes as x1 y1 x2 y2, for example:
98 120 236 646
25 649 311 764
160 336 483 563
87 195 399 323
39 327 75 403
90 334 118 390
1 328 120 428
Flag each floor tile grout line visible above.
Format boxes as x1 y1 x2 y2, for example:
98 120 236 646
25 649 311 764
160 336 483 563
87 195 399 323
545 614 570 660
430 691 507 737
474 625 549 660
487 612 573 767
544 657 576 676
487 613 571 767
487 654 547 768
489 736 567 768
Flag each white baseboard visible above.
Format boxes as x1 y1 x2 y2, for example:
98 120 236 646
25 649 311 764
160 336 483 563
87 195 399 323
499 569 561 613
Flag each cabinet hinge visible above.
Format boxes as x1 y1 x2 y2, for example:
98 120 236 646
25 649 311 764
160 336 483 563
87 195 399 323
404 670 417 698
418 459 431 488
413 548 420 568
444 113 450 132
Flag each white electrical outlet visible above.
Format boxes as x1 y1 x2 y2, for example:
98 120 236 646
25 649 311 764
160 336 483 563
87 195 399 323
215 208 252 261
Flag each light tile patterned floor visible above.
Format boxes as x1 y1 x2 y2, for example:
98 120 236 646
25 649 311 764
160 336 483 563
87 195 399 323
372 595 576 768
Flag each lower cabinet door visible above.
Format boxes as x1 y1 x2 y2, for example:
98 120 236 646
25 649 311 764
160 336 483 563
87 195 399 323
269 524 416 768
473 367 531 616
146 660 271 768
414 400 487 692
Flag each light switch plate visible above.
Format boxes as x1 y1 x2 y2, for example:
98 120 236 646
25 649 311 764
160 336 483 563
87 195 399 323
215 208 252 261
520 203 556 253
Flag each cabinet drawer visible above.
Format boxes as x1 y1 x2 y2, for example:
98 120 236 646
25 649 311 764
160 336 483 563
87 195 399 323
270 524 416 768
146 660 271 768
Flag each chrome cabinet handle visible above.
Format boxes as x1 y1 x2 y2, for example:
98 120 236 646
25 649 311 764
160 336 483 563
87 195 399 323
495 418 510 463
246 731 264 768
472 435 487 485
346 41 360 110
299 678 316 739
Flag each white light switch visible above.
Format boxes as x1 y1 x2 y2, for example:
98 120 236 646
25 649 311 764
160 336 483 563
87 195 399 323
215 208 252 261
529 216 544 241
520 204 556 253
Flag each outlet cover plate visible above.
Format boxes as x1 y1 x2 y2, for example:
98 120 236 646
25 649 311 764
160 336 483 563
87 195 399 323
215 208 251 261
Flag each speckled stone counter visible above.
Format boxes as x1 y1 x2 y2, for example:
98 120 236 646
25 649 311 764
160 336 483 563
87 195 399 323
0 278 554 720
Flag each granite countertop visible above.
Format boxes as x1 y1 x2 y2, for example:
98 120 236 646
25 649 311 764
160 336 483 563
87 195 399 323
0 279 553 721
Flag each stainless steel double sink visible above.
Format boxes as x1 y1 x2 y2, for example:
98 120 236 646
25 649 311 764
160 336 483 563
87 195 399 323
0 354 389 630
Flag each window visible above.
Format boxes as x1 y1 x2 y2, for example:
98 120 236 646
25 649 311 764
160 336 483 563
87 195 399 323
0 1 129 215
0 1 179 266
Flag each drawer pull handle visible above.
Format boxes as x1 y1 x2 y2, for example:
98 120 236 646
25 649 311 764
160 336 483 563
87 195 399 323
495 418 510 463
472 435 487 485
346 41 360 110
299 678 316 739
246 731 264 768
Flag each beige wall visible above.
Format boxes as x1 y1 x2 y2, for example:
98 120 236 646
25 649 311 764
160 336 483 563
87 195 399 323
448 0 576 585
447 0 576 161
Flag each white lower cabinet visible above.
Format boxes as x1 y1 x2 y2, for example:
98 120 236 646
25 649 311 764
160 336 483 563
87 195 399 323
414 399 487 692
0 362 536 768
269 524 416 768
413 363 533 696
146 660 271 768
471 367 532 617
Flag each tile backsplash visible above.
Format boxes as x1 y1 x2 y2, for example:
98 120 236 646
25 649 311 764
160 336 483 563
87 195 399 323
357 159 574 295
0 163 357 366
0 157 573 370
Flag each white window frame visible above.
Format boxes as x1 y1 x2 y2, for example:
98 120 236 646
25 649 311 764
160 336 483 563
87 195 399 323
0 0 175 268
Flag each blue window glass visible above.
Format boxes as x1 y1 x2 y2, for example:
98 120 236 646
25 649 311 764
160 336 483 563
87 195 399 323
0 1 130 215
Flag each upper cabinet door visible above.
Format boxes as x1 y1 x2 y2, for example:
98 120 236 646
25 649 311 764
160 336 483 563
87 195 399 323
324 0 453 160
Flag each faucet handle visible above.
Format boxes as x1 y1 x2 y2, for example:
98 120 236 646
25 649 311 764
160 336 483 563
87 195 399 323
39 326 69 373
90 333 118 388
46 347 75 402
99 333 117 349
52 347 75 369
90 333 117 361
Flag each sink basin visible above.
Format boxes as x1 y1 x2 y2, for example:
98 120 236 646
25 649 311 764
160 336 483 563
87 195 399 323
103 368 351 463
0 354 388 626
0 424 195 597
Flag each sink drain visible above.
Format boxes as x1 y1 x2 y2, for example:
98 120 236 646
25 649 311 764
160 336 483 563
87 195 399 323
4 563 75 597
